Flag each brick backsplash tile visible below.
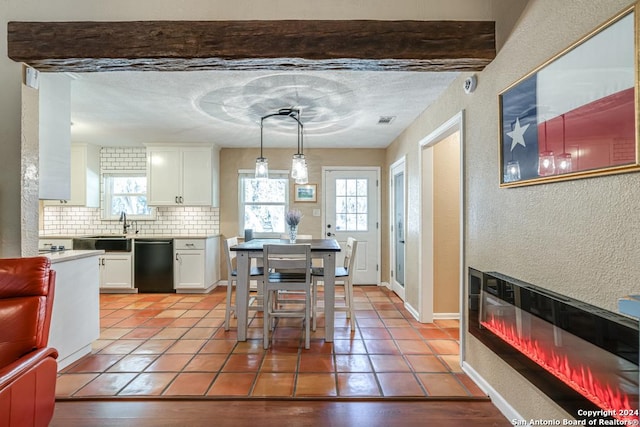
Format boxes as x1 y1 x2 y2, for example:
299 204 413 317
41 148 219 236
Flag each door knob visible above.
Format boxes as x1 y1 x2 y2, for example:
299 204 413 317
326 232 333 237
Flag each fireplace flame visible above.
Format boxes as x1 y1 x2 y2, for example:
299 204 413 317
481 315 637 423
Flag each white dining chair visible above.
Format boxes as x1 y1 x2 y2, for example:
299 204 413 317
262 243 312 349
311 237 358 331
223 236 264 331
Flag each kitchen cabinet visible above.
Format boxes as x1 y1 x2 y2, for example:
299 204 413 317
99 253 134 292
46 251 100 370
174 237 219 293
44 143 100 207
146 144 219 206
39 74 71 201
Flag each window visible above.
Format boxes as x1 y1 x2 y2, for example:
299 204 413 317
335 178 368 231
103 171 155 220
239 171 289 236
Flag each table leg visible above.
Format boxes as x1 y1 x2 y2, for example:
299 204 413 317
236 252 250 341
323 252 335 343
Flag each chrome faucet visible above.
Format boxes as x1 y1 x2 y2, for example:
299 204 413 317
119 211 131 234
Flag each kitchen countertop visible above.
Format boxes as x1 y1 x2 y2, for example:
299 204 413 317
42 249 104 263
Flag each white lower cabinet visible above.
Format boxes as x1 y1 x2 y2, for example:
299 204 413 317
99 253 134 292
174 237 219 293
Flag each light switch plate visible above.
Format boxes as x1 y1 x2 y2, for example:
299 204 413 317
313 209 320 217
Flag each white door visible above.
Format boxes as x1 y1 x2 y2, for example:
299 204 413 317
390 159 406 300
323 168 380 285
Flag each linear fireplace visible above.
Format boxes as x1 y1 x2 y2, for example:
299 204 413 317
468 268 639 423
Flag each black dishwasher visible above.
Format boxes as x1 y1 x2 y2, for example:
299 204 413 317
134 239 174 293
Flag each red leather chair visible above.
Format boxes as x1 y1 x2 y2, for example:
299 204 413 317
0 257 58 427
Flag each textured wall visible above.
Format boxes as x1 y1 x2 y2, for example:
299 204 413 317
386 0 638 420
433 132 460 314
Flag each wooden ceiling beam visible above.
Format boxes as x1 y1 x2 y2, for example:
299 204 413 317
7 20 495 72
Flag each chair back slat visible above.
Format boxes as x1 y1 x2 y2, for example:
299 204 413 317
264 244 311 281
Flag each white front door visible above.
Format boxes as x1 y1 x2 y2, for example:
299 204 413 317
323 168 380 285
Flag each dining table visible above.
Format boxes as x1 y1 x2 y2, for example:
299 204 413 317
230 238 341 342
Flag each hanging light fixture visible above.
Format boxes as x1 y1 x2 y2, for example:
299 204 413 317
255 118 269 179
504 160 521 182
555 114 572 174
537 120 556 176
255 108 308 183
290 109 308 184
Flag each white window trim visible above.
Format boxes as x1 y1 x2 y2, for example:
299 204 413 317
238 169 290 238
102 169 156 220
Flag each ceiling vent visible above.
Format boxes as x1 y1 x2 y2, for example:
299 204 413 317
377 116 396 125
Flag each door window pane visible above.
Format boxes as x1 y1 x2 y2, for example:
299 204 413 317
335 178 368 231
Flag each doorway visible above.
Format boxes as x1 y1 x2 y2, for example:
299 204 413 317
389 157 406 300
322 167 380 285
418 112 464 327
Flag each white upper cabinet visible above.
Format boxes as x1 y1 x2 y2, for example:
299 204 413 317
39 74 71 201
146 144 219 206
44 143 100 207
68 143 100 207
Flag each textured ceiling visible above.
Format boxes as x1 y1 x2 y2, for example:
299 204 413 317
69 70 459 149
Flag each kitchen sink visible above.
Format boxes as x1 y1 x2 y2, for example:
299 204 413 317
73 236 132 252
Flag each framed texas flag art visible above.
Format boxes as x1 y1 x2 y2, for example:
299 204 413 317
499 3 639 187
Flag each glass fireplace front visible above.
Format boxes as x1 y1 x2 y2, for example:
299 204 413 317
470 269 639 423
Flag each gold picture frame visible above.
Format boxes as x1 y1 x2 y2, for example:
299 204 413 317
499 4 640 187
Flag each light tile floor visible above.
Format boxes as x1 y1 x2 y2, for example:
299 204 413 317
56 286 486 398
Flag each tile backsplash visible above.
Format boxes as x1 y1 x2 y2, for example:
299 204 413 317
41 146 220 236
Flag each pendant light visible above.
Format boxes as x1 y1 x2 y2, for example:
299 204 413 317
255 108 308 183
537 120 555 176
504 160 521 182
255 119 269 179
555 114 572 174
290 110 308 184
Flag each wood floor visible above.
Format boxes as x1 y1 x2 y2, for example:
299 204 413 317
51 399 512 426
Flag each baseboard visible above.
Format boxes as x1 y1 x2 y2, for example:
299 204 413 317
99 288 138 294
462 361 525 424
57 344 92 371
404 301 420 320
433 312 460 320
175 283 218 294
